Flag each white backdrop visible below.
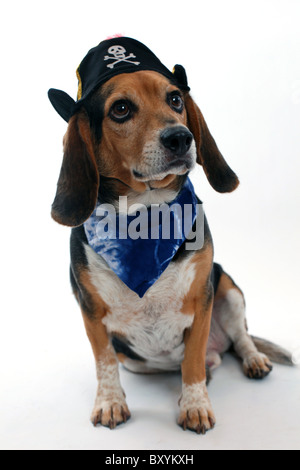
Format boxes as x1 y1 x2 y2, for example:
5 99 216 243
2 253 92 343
0 0 299 450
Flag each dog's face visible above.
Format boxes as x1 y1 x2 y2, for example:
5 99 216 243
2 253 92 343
51 70 239 227
98 71 196 191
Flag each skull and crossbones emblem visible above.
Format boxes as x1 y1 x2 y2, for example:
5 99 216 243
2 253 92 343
104 45 140 69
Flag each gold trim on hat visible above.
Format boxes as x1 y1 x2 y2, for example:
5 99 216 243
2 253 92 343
76 65 83 101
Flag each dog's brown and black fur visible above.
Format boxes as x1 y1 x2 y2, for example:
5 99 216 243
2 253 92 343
52 71 293 433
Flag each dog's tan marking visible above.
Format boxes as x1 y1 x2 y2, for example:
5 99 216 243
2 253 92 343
181 242 214 316
214 271 242 301
180 243 213 384
177 243 216 432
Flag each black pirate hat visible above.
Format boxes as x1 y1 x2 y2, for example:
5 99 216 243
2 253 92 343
48 37 190 122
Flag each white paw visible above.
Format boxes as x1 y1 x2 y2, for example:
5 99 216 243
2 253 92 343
243 352 273 379
91 396 131 429
178 381 216 434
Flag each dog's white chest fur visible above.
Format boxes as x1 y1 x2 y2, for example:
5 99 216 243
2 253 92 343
85 245 195 370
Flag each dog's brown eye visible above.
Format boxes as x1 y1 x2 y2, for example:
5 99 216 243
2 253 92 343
110 101 131 121
168 93 184 113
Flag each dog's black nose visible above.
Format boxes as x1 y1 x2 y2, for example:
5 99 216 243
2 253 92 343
160 127 193 156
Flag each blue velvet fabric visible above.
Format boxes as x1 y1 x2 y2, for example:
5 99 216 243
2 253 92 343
84 178 199 297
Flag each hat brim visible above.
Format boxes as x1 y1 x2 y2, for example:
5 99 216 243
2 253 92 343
48 65 190 122
48 88 76 122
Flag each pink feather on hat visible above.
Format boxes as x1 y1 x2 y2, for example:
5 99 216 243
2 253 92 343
105 33 124 39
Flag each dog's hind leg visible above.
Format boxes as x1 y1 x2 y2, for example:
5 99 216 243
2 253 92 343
212 270 273 379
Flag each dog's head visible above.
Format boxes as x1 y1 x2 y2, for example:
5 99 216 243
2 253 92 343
50 54 239 227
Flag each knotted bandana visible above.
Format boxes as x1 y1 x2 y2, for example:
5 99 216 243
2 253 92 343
84 178 202 298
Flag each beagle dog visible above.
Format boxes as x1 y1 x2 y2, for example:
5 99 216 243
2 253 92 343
49 38 292 434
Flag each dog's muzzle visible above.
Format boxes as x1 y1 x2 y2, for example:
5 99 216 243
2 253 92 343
133 126 196 182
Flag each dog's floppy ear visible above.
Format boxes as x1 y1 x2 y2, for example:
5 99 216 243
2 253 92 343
51 110 99 227
184 93 239 193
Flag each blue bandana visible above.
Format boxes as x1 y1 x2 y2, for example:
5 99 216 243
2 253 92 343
84 178 200 298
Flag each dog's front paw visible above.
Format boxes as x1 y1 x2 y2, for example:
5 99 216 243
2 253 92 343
91 397 131 429
178 382 216 434
243 352 273 379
